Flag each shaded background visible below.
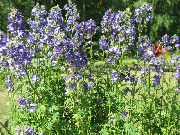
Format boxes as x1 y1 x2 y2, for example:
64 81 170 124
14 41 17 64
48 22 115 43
0 0 179 41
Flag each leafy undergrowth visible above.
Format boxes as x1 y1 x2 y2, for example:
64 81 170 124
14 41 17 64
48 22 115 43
0 1 179 134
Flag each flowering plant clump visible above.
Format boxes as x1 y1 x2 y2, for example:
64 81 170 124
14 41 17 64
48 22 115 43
0 1 179 134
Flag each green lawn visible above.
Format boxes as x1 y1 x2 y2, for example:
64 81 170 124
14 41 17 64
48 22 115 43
0 72 10 133
0 90 10 122
0 90 11 135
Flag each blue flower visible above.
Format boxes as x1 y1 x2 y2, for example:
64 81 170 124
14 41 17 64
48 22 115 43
106 46 121 64
175 44 179 48
5 76 15 91
162 34 170 46
0 31 8 57
170 35 179 44
152 75 161 87
47 5 63 27
120 73 126 81
99 36 108 50
31 75 40 83
17 98 31 109
111 70 119 82
97 98 103 104
7 8 26 37
27 126 36 135
71 82 77 89
107 57 115 64
175 68 180 79
64 1 79 33
51 45 63 60
101 9 115 33
16 126 36 135
75 19 98 40
29 103 36 112
65 49 88 69
82 82 90 90
134 4 153 24
122 111 128 119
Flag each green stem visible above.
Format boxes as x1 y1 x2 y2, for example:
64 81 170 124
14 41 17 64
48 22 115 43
23 66 38 100
148 66 151 95
0 121 12 135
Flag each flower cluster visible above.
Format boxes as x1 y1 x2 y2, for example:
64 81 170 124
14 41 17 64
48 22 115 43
100 9 133 42
0 31 8 68
47 5 63 28
152 74 161 87
28 4 47 32
134 4 153 24
111 69 134 83
99 36 108 50
99 4 153 65
170 35 179 48
101 9 115 34
5 75 15 91
107 46 121 64
31 75 40 83
7 8 26 37
16 126 43 135
17 98 36 112
136 35 153 61
171 56 180 92
162 34 179 46
75 19 98 40
1 9 32 76
64 1 79 35
111 70 119 82
8 44 32 71
46 5 65 51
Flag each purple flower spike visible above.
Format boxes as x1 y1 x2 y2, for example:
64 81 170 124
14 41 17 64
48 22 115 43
64 1 79 33
8 8 26 37
101 9 115 33
28 4 47 32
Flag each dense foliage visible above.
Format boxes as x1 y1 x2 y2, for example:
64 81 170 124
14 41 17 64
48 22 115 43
0 1 179 135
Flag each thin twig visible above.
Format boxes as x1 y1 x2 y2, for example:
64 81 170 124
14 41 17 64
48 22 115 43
0 121 12 135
